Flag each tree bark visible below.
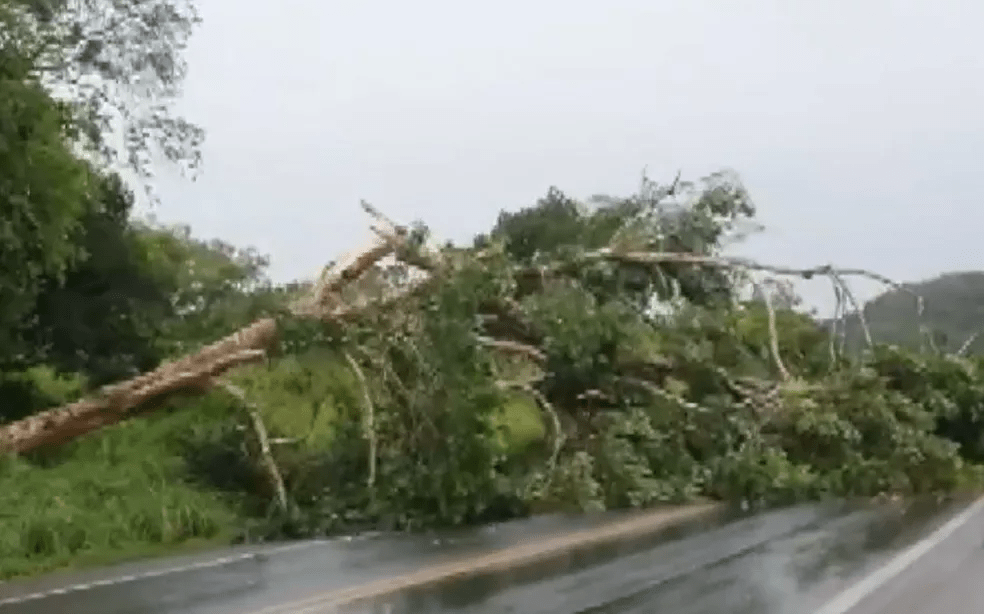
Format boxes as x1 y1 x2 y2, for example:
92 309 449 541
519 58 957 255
0 214 415 455
0 318 278 454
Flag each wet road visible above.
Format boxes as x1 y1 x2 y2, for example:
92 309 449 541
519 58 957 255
0 496 981 614
822 496 984 614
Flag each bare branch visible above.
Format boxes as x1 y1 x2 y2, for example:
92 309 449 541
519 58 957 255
748 278 790 381
0 321 275 453
590 249 925 325
529 387 564 476
495 377 546 390
619 376 712 415
829 279 844 362
829 271 874 350
957 331 982 357
493 380 563 477
343 350 377 489
292 237 397 317
477 337 548 365
214 380 289 514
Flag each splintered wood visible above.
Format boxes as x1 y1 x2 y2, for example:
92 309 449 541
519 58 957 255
0 204 419 455
0 319 278 453
0 198 920 455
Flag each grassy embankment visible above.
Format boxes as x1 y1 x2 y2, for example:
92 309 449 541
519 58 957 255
0 357 545 582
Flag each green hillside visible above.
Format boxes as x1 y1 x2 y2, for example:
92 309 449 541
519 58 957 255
839 271 984 355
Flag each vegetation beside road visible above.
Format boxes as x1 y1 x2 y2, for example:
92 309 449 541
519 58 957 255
5 0 984 583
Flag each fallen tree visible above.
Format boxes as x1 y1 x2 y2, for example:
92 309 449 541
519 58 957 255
0 205 417 454
0 189 921 452
0 319 276 453
4 171 984 545
1 192 929 459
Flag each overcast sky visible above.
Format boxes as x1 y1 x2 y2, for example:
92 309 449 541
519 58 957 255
156 0 984 315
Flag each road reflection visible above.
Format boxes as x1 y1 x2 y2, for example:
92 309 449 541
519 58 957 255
356 497 966 614
0 496 968 614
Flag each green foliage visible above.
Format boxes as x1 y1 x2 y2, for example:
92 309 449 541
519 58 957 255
5 47 984 585
869 347 984 461
731 303 835 377
235 353 359 448
7 0 204 183
22 174 174 386
494 393 545 455
279 271 517 534
0 366 84 422
136 222 277 355
0 55 90 364
0 398 243 580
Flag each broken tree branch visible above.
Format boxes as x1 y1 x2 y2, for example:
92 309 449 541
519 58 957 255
477 337 548 365
0 319 277 453
829 271 874 350
957 331 982 357
216 379 289 514
1 198 937 460
1 204 414 454
292 236 396 317
829 280 844 362
519 247 930 367
563 249 926 333
530 387 564 477
343 350 377 489
748 278 790 381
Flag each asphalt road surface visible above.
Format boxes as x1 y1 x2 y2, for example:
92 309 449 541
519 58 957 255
822 496 984 614
1 496 982 614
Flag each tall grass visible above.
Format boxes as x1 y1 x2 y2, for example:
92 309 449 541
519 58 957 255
0 356 546 581
0 393 244 580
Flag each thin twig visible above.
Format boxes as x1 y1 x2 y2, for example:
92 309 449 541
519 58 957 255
216 380 289 513
957 331 982 357
619 376 710 414
477 337 548 365
748 278 790 381
829 271 874 350
829 278 844 363
527 387 564 477
495 380 564 477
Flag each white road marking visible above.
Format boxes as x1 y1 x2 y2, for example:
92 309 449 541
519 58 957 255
0 539 330 607
813 495 984 614
4 501 979 612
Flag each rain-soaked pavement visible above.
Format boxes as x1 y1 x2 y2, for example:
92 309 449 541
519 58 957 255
1 496 982 614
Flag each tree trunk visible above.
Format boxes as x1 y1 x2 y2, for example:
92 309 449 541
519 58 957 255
0 318 278 454
0 213 412 455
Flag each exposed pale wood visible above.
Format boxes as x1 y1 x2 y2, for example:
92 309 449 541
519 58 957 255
217 379 289 513
343 350 377 489
0 320 276 453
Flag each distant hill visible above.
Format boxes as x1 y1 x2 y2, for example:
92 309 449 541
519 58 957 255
832 271 984 355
